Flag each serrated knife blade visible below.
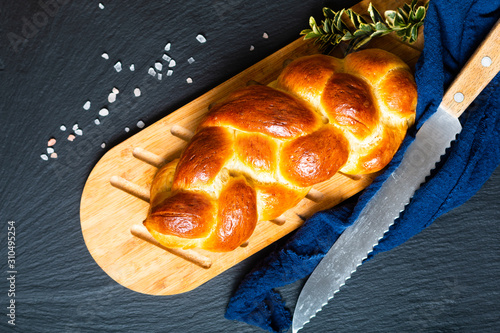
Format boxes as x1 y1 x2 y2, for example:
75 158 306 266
293 18 500 333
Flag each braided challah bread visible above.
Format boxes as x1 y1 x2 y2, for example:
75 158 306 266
143 48 417 252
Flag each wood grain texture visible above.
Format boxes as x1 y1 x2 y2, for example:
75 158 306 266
441 19 500 118
80 0 424 295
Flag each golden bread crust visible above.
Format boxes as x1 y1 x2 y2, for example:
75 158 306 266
280 125 349 187
143 48 417 252
254 183 308 221
172 126 233 190
145 191 215 239
204 177 258 251
201 85 323 139
235 132 277 173
321 72 378 140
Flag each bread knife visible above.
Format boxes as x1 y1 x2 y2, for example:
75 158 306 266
292 18 500 333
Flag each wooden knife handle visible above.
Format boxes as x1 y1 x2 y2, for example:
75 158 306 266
441 18 500 118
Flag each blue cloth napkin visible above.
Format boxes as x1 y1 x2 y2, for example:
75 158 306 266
225 1 500 332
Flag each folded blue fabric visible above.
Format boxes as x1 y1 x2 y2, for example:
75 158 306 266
225 1 500 332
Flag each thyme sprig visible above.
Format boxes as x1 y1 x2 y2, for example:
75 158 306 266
301 0 428 54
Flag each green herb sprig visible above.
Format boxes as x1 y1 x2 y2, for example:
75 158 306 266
301 0 428 54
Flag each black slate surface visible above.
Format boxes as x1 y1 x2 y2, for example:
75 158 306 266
0 1 499 332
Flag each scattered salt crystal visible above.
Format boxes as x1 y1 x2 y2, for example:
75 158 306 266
60 125 66 131
50 152 58 159
108 93 116 103
68 134 76 141
134 88 141 97
99 3 104 9
47 147 55 154
155 62 163 71
75 129 83 136
48 138 57 146
101 143 106 149
72 124 79 131
94 119 101 125
41 154 49 161
262 32 269 39
187 57 195 64
157 73 163 80
114 61 122 72
137 120 145 128
250 45 255 51
112 87 119 94
83 100 91 110
101 53 109 60
167 69 173 76
148 67 156 77
196 34 207 43
168 59 176 68
99 108 109 117
162 54 171 62
164 43 171 51
129 64 135 71
125 127 130 132
186 77 193 84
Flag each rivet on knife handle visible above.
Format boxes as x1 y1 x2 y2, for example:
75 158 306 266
292 18 500 333
441 19 500 118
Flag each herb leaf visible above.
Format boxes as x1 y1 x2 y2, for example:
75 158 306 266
300 0 428 54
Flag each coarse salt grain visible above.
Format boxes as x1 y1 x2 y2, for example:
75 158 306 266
99 3 104 9
164 43 171 51
108 93 116 103
134 88 141 97
72 124 79 131
263 32 269 39
169 59 176 68
99 108 109 117
157 73 163 80
167 69 173 76
187 57 195 64
101 53 109 60
137 120 145 128
50 152 58 159
47 147 55 154
60 125 66 131
48 138 57 146
83 100 91 110
114 61 122 72
155 62 163 71
148 67 156 77
101 143 106 148
186 77 193 84
41 154 49 161
130 64 135 71
112 87 119 94
250 45 255 51
162 54 171 62
196 34 206 43
75 129 83 136
125 127 130 132
94 119 101 125
68 134 76 141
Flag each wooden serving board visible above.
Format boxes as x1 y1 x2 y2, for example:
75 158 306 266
80 0 424 295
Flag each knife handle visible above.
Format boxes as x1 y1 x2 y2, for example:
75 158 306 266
441 18 500 118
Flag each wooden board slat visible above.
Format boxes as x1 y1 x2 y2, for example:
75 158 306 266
80 0 423 295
